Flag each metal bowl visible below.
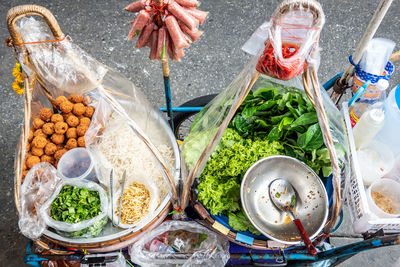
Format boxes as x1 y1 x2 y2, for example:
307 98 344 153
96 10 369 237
240 155 329 244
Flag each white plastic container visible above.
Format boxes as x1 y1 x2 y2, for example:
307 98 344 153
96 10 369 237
353 107 385 149
366 178 400 219
357 140 394 186
57 148 95 180
375 84 400 156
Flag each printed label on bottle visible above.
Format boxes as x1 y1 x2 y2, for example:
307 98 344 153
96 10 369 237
349 109 359 127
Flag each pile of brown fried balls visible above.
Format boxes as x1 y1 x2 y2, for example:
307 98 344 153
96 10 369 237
23 94 95 179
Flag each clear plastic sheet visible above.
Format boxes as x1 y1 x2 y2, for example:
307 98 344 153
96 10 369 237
19 163 62 239
15 17 179 240
40 178 109 238
255 0 324 80
129 220 230 267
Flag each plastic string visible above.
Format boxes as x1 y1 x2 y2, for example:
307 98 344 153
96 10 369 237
13 35 69 46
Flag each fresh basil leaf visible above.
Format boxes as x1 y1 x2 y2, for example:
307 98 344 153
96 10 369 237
286 102 300 118
267 126 283 141
270 112 292 125
242 105 258 118
253 88 275 100
322 166 333 177
257 100 277 111
304 123 324 150
278 117 294 131
290 112 319 128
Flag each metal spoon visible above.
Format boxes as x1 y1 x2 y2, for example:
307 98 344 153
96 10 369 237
117 170 127 227
269 178 317 255
109 169 116 227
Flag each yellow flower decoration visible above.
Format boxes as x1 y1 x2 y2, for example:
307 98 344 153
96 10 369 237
12 63 24 95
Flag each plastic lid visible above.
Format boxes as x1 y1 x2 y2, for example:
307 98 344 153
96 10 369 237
57 148 94 179
376 79 389 91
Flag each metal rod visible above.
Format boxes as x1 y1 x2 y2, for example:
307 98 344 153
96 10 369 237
162 58 174 130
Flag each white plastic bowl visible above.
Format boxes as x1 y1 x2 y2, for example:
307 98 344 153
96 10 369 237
367 178 400 219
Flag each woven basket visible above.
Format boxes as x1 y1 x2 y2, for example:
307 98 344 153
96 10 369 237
7 4 176 252
181 0 342 250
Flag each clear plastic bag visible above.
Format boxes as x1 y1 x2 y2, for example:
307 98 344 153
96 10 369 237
129 220 230 267
19 163 62 239
39 178 109 238
14 15 179 239
255 0 324 80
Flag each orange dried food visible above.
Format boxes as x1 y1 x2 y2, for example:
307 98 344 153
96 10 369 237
54 149 67 161
55 96 68 107
31 147 44 157
72 103 85 116
77 125 89 137
22 170 29 178
41 155 54 164
62 112 73 121
66 128 78 139
33 129 46 137
26 155 40 169
32 117 45 129
39 108 53 122
68 94 83 103
83 96 92 106
84 106 95 118
32 136 47 148
51 134 65 145
51 114 64 123
77 136 85 147
60 101 73 113
44 143 57 155
54 122 68 134
65 138 78 150
26 143 30 152
42 123 55 135
28 128 34 142
66 115 79 127
79 117 91 127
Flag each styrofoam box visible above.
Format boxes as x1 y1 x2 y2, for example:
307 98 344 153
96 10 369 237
342 102 400 233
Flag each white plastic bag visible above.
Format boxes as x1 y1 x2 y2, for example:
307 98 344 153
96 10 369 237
129 221 230 267
40 178 109 238
19 163 62 239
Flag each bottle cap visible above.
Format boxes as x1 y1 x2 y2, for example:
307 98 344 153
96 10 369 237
368 108 385 124
376 79 389 91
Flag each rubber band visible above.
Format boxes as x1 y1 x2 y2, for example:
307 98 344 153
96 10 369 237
13 35 70 46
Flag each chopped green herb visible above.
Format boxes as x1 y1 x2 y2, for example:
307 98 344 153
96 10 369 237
275 192 281 198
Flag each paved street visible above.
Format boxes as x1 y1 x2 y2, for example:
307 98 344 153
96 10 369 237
0 0 399 266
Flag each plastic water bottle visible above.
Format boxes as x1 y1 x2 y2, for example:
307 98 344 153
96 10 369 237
353 107 385 149
148 239 175 253
374 84 400 156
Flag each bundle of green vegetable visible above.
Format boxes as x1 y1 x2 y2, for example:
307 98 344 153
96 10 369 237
50 185 101 223
195 85 333 234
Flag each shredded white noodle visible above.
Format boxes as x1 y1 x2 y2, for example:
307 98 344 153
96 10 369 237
93 113 175 199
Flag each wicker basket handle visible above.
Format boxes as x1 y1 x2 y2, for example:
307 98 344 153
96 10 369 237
274 0 324 29
7 4 63 45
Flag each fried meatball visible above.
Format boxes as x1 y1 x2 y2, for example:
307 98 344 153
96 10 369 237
65 138 78 150
54 149 67 161
32 117 44 129
83 96 92 106
39 108 53 122
51 114 63 123
84 106 95 118
32 136 47 148
51 134 65 145
41 155 54 164
55 96 68 107
66 128 78 139
44 143 57 155
79 117 91 127
72 103 85 116
60 101 73 114
77 136 86 147
68 94 83 103
77 125 88 137
62 112 73 121
31 147 44 157
22 170 29 178
42 123 55 135
28 128 34 142
34 129 46 137
54 122 68 134
26 155 40 169
26 143 30 152
66 115 79 127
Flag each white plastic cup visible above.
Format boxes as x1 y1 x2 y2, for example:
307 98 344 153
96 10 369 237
357 140 395 186
57 148 95 181
366 178 400 219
